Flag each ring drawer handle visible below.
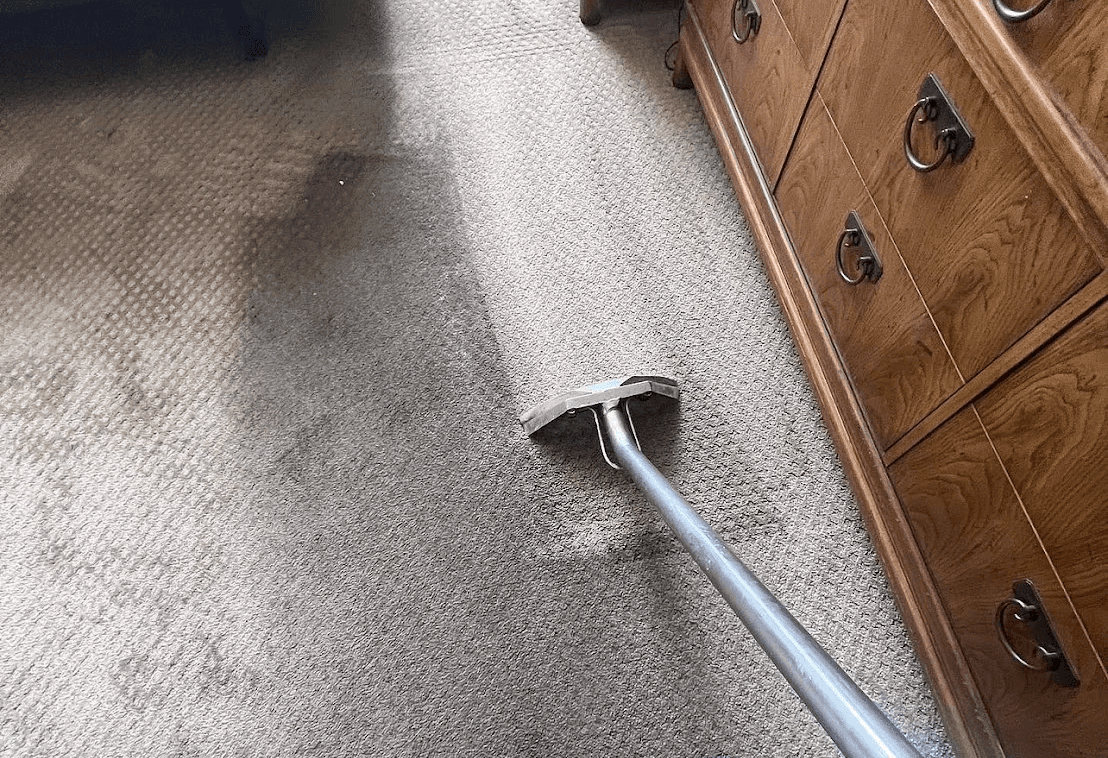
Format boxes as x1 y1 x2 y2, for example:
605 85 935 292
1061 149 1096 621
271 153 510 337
731 0 761 43
903 74 975 173
995 597 1058 671
903 99 957 173
994 579 1079 687
836 211 883 285
992 0 1052 23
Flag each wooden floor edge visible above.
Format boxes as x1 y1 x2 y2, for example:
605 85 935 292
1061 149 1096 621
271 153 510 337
678 8 1004 758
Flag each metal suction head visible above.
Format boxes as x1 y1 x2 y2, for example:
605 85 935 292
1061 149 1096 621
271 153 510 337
519 375 679 436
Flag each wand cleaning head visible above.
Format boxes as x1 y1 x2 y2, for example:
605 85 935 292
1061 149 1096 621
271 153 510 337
519 375 679 436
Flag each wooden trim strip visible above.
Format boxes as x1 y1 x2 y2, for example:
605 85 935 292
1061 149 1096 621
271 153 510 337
680 7 1004 757
885 271 1108 464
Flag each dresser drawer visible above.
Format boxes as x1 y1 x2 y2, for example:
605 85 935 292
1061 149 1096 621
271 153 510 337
817 0 1101 381
984 0 1108 165
976 298 1108 665
689 0 810 185
889 407 1108 758
776 95 962 450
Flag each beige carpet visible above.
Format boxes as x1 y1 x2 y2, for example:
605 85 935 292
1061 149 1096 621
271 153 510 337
0 0 954 755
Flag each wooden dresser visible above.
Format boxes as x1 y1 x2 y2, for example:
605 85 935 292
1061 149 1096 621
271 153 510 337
674 0 1108 754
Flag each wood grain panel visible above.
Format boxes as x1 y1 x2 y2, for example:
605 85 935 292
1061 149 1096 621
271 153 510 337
885 274 1108 465
889 407 1108 758
690 0 811 185
992 0 1108 168
977 301 1108 669
818 0 1101 380
776 95 962 450
772 0 845 75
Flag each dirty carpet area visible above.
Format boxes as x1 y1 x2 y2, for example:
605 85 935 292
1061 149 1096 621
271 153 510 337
0 0 954 755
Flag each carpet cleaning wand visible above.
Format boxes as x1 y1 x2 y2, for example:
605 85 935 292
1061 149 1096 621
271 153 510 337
520 376 923 758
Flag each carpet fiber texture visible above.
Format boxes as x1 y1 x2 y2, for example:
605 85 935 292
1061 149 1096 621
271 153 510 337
1 0 955 755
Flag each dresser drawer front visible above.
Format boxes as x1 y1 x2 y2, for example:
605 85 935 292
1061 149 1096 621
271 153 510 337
776 96 962 449
690 0 811 185
987 0 1108 165
889 408 1108 758
817 0 1101 381
977 298 1108 665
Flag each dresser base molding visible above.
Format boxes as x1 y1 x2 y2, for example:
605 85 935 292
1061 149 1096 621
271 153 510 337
680 6 1003 756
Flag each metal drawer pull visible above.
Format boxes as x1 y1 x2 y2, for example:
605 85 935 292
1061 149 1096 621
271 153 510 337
994 579 1079 687
836 211 883 285
903 74 975 173
731 0 761 43
992 0 1053 23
